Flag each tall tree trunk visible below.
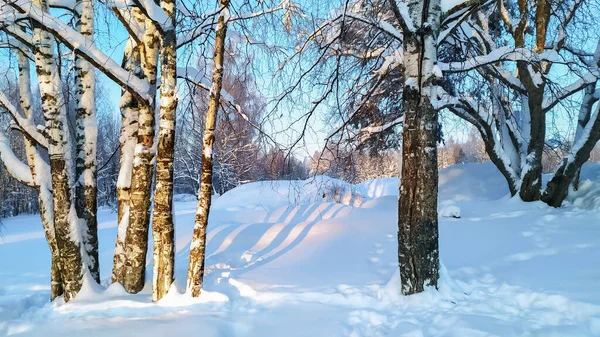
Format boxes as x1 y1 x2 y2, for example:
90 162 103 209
518 82 545 202
398 0 440 295
152 0 177 301
74 0 99 283
187 0 230 297
112 38 141 284
31 0 83 302
17 46 64 300
123 15 159 294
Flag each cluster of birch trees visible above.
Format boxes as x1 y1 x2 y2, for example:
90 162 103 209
0 0 295 302
1 0 600 302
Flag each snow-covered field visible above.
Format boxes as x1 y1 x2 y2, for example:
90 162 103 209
1 162 599 337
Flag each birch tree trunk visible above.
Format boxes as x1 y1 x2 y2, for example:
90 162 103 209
112 38 141 284
187 0 230 297
31 0 83 302
152 0 177 301
123 14 159 294
17 47 63 300
74 0 100 283
398 0 440 295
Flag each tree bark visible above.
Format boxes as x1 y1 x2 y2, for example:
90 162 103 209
152 0 177 301
31 0 83 302
17 46 64 300
123 14 159 294
542 95 600 207
398 0 440 296
74 0 99 284
517 81 545 202
112 38 141 284
187 0 230 297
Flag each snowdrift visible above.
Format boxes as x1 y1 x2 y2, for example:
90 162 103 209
0 162 599 337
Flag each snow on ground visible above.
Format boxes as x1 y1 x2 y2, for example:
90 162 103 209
0 162 599 336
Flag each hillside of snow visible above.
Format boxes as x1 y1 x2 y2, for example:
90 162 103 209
0 162 599 336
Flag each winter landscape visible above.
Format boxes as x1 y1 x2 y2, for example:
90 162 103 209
0 0 600 336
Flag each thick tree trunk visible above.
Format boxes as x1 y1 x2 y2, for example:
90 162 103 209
518 83 545 202
123 16 159 294
187 0 230 297
571 83 598 192
74 0 99 283
31 0 83 302
397 0 440 296
112 38 141 284
542 100 600 207
152 0 177 301
17 47 64 300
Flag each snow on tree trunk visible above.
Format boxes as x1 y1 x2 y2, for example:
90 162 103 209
17 47 64 300
74 0 100 284
570 83 598 191
517 66 545 202
542 82 600 207
152 0 177 301
123 14 159 294
397 0 440 295
31 0 83 302
187 0 230 298
112 38 140 284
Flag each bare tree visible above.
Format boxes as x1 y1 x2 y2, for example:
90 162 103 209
187 0 231 298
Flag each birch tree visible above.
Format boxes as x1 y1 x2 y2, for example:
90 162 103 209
187 0 231 298
1 0 155 297
112 37 141 284
0 45 64 299
74 0 100 284
152 0 177 300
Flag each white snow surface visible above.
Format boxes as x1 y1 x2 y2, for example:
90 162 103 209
1 162 600 336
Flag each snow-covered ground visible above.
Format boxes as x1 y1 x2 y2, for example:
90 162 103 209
1 162 599 336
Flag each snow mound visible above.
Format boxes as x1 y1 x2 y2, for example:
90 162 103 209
564 162 600 210
439 205 461 218
438 162 510 201
359 178 398 199
215 162 514 212
1 162 599 336
213 176 367 210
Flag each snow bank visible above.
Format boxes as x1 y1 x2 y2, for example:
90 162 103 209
439 204 461 218
1 162 599 336
215 162 513 213
438 162 510 201
213 176 367 211
566 162 600 210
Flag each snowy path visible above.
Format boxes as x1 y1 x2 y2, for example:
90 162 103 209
0 163 599 336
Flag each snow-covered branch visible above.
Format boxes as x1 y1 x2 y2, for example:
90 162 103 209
0 128 34 186
439 47 560 73
388 0 415 33
129 0 172 32
0 91 48 148
7 0 151 103
344 12 403 41
112 8 145 44
228 0 288 22
176 10 218 48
